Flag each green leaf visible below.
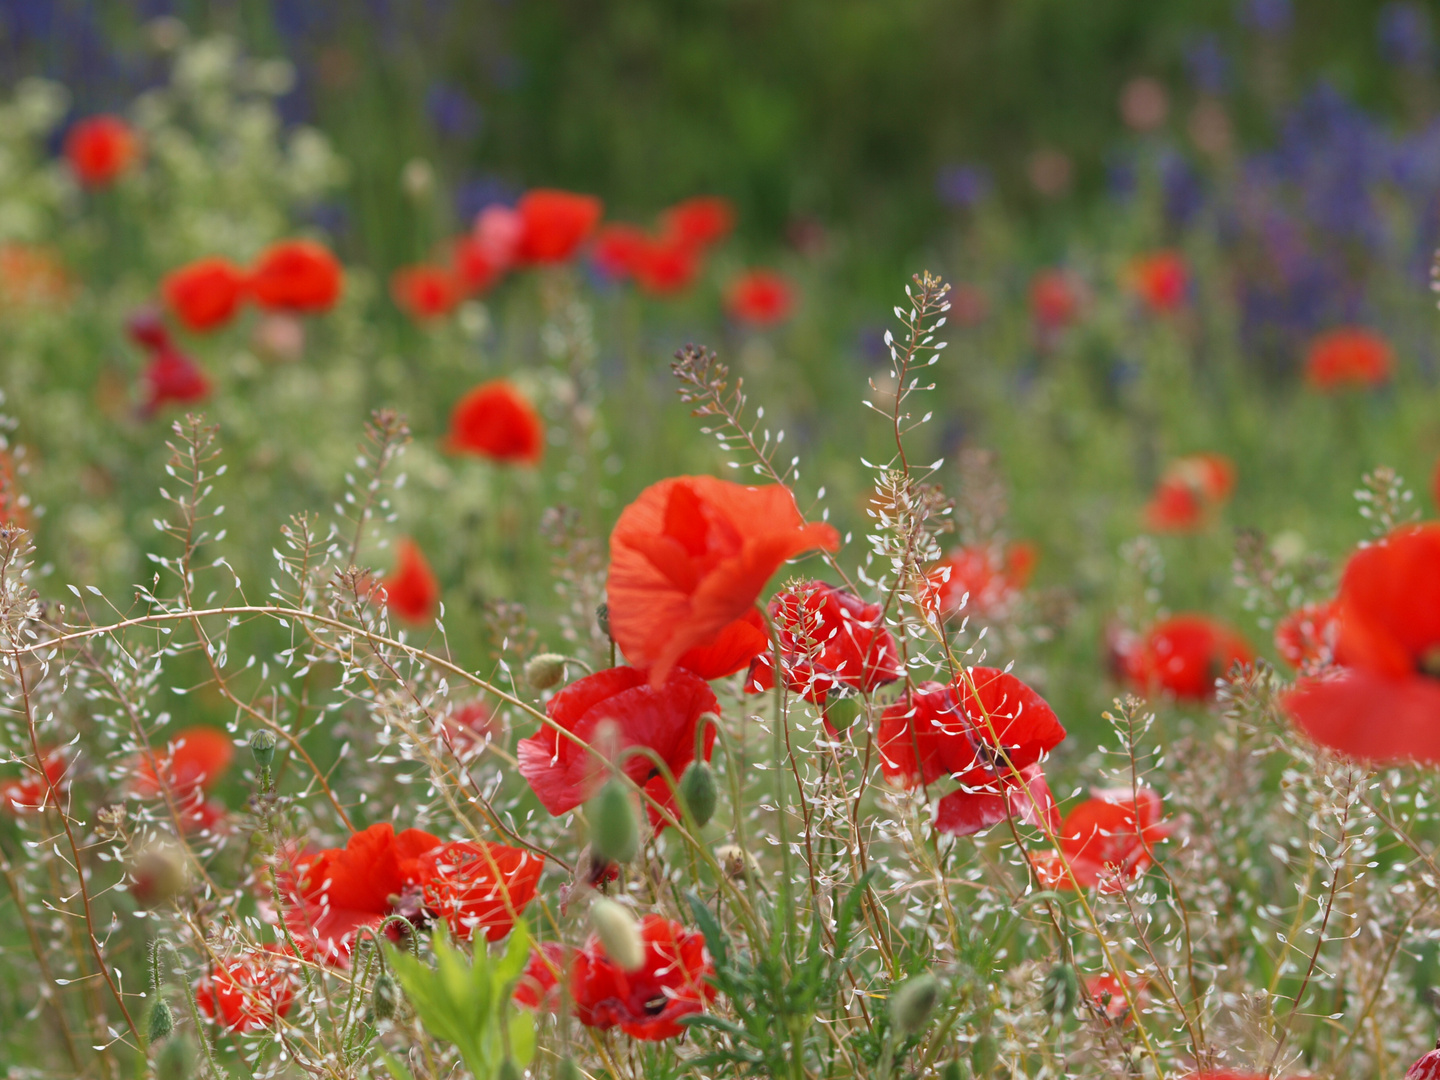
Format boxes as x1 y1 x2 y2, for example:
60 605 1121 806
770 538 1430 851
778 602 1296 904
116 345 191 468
685 889 729 969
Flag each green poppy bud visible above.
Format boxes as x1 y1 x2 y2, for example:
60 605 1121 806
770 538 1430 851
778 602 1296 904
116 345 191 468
678 761 717 827
147 998 175 1046
588 778 638 865
591 898 645 971
971 1031 999 1075
889 971 940 1035
524 653 568 691
823 693 862 733
250 729 276 769
1041 962 1080 1018
596 603 611 640
942 1059 965 1080
372 970 401 1020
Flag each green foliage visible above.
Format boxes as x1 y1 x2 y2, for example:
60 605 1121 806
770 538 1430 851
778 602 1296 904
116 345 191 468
386 922 536 1080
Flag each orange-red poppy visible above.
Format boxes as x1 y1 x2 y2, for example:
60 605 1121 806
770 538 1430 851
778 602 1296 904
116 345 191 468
661 196 736 249
1128 250 1189 312
1029 269 1080 330
249 239 343 313
195 944 296 1033
571 915 717 1040
391 265 460 320
515 189 603 264
381 539 440 624
64 115 139 187
445 380 545 464
417 840 544 942
726 269 795 326
162 257 249 332
1034 787 1173 893
1304 327 1393 390
1144 453 1235 533
1111 615 1254 700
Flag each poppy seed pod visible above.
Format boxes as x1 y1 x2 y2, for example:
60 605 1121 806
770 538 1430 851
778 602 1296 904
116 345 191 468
588 778 639 864
678 761 717 827
823 693 863 733
889 971 940 1035
250 729 276 769
590 898 645 971
147 998 175 1046
1041 963 1080 1017
372 970 401 1021
524 653 568 691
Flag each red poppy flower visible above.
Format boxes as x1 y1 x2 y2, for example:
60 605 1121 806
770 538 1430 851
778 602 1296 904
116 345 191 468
1128 250 1189 312
1112 615 1255 700
1409 1048 1440 1080
607 476 839 685
515 189 603 264
877 668 1066 837
445 380 545 464
417 840 543 942
1144 454 1236 533
1087 972 1144 1023
1035 787 1173 893
634 237 700 297
285 822 441 964
440 700 498 762
142 350 212 413
472 204 523 271
1 748 69 814
926 542 1037 621
1285 524 1440 765
381 539 440 624
64 115 139 187
746 581 901 704
249 240 343 313
451 235 502 295
570 914 717 1040
726 269 795 326
162 257 249 332
391 265 460 320
0 447 29 530
133 726 233 799
516 666 718 827
661 196 736 249
1304 327 1393 391
1275 600 1339 670
592 224 649 280
195 944 296 1033
1029 269 1080 330
674 608 769 681
513 941 572 1011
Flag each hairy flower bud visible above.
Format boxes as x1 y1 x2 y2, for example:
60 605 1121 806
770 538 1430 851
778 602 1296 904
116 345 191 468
596 603 611 640
889 971 940 1035
588 778 639 865
971 1031 998 1075
372 970 401 1021
1041 962 1080 1017
678 761 717 827
147 998 175 1046
250 729 276 769
524 653 568 691
590 898 645 971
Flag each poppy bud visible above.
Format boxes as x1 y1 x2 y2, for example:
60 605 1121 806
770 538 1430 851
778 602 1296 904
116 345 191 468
156 1037 193 1080
678 761 717 827
596 603 611 640
250 730 276 769
823 694 862 733
372 970 401 1021
971 1031 998 1075
588 779 639 865
524 653 567 691
558 1058 583 1080
129 841 189 907
889 971 940 1035
1409 1044 1440 1080
942 1061 964 1080
147 998 175 1046
1041 962 1080 1017
590 898 645 971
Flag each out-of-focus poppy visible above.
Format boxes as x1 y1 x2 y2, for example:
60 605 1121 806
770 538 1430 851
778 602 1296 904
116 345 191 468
570 914 717 1040
1304 327 1393 391
162 257 249 332
1275 599 1339 670
132 726 233 833
417 840 543 942
1087 972 1144 1023
661 196 736 249
380 539 440 624
142 350 211 414
1144 453 1235 533
878 668 1066 837
451 235 502 295
1128 250 1189 312
1029 269 1080 331
1034 787 1173 893
391 265 460 320
0 244 71 308
1286 524 1440 765
513 941 571 1011
634 237 700 297
516 666 717 827
440 700 498 762
606 476 839 685
64 115 139 187
592 224 649 280
195 944 296 1033
249 240 343 313
1111 615 1254 700
515 189 603 264
445 380 544 464
926 542 1037 621
0 448 29 529
472 204 523 270
0 748 69 814
726 269 795 326
675 608 769 681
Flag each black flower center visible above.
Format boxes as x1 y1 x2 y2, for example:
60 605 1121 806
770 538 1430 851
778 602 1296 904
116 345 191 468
644 995 669 1015
1420 646 1440 680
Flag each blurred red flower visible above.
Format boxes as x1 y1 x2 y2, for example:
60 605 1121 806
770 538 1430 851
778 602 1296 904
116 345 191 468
451 235 503 295
1112 615 1254 700
1144 453 1235 532
132 725 233 833
285 822 441 964
1129 250 1189 312
195 944 296 1033
1088 971 1144 1023
926 541 1037 621
1286 524 1440 765
674 607 769 680
417 840 543 942
445 380 544 464
592 224 649 280
0 748 69 815
0 244 72 308
1275 599 1339 670
64 115 139 187
381 539 440 624
662 196 736 249
440 700 498 761
391 265 460 320
515 189 603 264
249 240 343 313
517 666 718 827
142 350 212 414
746 580 901 704
634 236 700 297
1304 327 1393 391
1035 787 1173 893
162 257 249 332
1029 269 1080 331
513 941 572 1011
571 914 717 1040
0 447 29 529
472 204 523 270
878 668 1066 837
726 269 795 326
606 476 838 684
